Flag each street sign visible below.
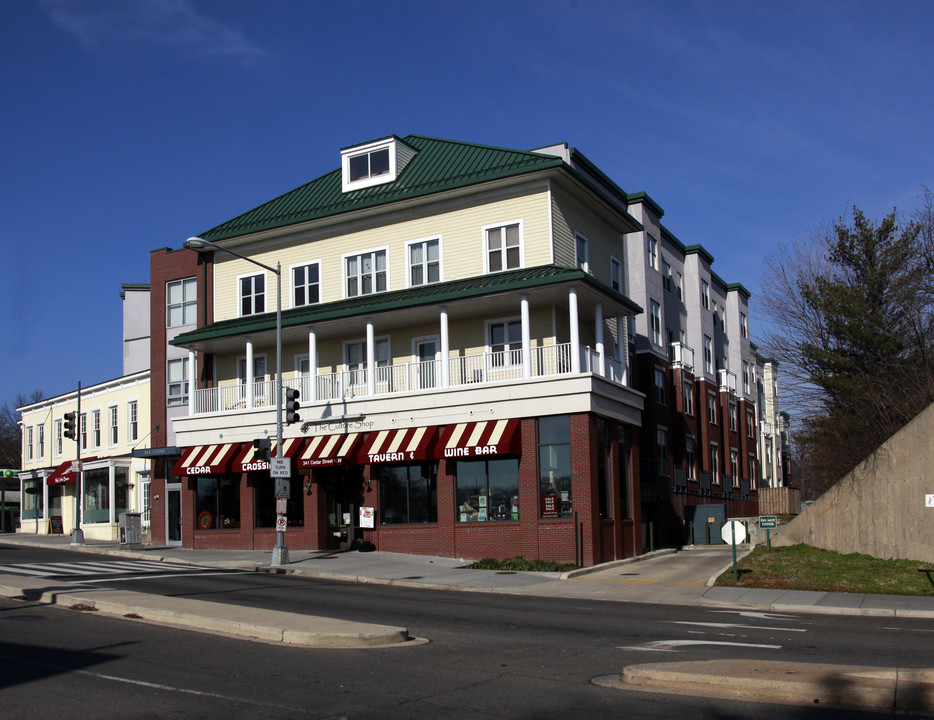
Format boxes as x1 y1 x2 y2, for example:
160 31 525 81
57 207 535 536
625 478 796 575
276 497 288 514
759 515 778 529
926 494 934 508
274 478 290 499
270 457 290 478
721 520 747 545
276 515 287 532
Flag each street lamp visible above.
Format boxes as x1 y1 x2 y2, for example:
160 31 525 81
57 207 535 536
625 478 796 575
184 236 289 565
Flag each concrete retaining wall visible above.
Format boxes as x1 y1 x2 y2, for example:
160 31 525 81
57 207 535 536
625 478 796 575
773 403 934 563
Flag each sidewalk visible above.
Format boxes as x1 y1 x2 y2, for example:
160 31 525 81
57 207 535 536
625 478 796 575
3 533 933 710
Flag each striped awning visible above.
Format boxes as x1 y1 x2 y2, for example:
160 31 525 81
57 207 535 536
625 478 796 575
436 419 521 459
298 433 363 468
47 457 97 485
236 437 305 473
357 426 439 464
173 443 242 476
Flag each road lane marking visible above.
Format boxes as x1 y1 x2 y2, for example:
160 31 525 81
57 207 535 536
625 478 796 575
668 621 807 632
619 639 782 652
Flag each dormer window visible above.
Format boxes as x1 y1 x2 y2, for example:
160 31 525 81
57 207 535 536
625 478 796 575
341 136 417 193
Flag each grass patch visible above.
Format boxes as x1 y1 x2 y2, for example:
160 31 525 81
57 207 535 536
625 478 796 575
716 544 934 596
467 556 578 573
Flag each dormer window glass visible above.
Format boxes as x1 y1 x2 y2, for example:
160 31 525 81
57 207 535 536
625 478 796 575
340 137 417 193
349 148 390 183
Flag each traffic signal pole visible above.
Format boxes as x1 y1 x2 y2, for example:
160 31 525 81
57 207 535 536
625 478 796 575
72 382 84 544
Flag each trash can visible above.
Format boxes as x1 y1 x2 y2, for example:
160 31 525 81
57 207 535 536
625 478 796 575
119 512 142 545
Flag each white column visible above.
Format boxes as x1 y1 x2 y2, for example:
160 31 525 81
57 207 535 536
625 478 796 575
366 318 376 396
595 303 605 378
521 294 531 380
308 327 317 403
617 316 629 385
245 337 254 409
440 306 450 388
187 350 197 415
569 288 581 373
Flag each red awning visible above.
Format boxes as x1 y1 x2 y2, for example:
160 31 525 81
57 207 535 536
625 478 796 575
357 426 439 464
236 437 305 472
436 419 521 459
47 457 97 485
298 433 363 468
173 444 242 477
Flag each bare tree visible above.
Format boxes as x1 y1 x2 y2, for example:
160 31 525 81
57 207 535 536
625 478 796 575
0 391 45 469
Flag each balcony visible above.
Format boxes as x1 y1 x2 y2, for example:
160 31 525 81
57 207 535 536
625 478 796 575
718 369 737 394
671 342 694 372
191 342 625 416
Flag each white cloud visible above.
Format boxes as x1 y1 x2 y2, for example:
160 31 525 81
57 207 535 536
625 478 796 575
37 0 266 63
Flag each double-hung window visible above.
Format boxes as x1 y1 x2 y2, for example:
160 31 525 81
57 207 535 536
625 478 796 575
346 249 387 297
650 300 661 346
707 391 718 424
408 238 440 287
575 233 589 272
647 235 658 270
610 257 621 291
292 262 320 307
240 273 265 316
55 419 62 456
345 338 390 386
237 355 267 400
654 366 666 404
489 320 522 367
710 443 720 484
662 260 672 292
683 381 694 415
92 410 101 449
167 358 189 406
25 426 33 462
703 335 713 375
167 277 197 327
701 279 710 309
128 401 139 442
109 405 118 446
686 437 696 481
37 425 44 459
486 222 521 272
730 450 739 485
656 427 668 476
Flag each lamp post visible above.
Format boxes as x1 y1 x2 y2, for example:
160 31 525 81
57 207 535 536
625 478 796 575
184 236 289 565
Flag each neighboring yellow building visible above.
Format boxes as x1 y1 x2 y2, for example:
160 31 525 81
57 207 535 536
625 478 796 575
18 370 152 541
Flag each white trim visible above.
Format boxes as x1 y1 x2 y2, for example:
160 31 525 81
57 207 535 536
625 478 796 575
482 219 524 274
287 259 322 310
236 269 267 318
340 137 413 192
485 315 523 368
341 246 390 299
404 235 443 288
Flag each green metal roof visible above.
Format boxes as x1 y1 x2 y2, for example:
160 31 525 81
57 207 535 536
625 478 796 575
170 264 642 348
199 136 568 243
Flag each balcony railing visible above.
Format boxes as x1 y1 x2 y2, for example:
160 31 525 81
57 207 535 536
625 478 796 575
191 342 624 415
671 342 694 372
718 369 737 394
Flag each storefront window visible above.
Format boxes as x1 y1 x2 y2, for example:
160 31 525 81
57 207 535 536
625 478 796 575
455 458 519 522
618 425 631 519
114 466 130 520
83 467 110 523
539 415 572 518
22 479 43 520
379 463 437 524
254 476 304 528
195 476 240 530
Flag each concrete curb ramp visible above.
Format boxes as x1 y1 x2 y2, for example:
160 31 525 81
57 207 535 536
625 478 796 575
615 659 934 711
0 579 411 649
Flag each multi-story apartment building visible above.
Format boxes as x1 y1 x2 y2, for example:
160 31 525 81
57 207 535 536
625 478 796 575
18 285 152 539
147 134 776 563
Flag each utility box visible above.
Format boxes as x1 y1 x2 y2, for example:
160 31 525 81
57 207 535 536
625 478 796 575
119 512 142 546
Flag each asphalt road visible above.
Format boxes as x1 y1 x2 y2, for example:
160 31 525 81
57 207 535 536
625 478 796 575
2 544 933 719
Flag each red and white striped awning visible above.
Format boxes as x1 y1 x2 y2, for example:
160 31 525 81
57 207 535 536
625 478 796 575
435 419 521 459
357 426 439 464
173 444 242 477
47 457 98 485
298 433 363 468
236 437 305 472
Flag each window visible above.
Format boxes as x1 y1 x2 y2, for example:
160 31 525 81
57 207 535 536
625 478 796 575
748 455 757 485
710 443 720 484
457 457 520 522
654 366 666 404
25 426 33 462
575 233 589 272
729 399 738 432
239 273 265 316
707 391 717 424
255 476 304 528
650 300 661 346
610 257 621 291
379 463 438 524
109 405 118 445
349 147 389 182
237 355 267 398
345 338 389 384
538 415 571 518
740 313 748 338
701 279 710 309
80 413 87 451
489 320 522 366
662 260 672 292
683 381 694 415
292 262 320 307
596 418 612 519
195 476 240 530
22 478 43 520
346 249 387 297
730 450 739 486
408 238 440 287
141 477 151 527
657 427 668 476
686 437 696 481
676 272 683 301
128 401 138 442
55 419 62 456
36 425 44 459
83 467 111 523
167 357 189 406
703 335 713 374
747 409 756 439
647 235 658 270
167 278 197 327
486 222 521 272
743 361 752 394
92 410 101 449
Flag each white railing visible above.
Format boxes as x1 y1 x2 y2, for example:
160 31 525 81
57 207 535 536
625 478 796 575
190 342 627 414
671 342 694 371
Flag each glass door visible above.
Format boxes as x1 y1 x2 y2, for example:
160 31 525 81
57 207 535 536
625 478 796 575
166 483 182 545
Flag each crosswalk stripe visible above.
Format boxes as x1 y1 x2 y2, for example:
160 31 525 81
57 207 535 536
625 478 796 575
0 560 212 578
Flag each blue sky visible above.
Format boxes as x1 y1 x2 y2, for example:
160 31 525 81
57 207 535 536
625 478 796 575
3 0 933 407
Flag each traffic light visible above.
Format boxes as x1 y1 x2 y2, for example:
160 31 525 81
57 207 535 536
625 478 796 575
63 412 77 441
253 438 270 462
284 388 300 425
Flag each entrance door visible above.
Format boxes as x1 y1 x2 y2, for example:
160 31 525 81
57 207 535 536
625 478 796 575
321 467 363 550
166 483 182 545
414 337 439 389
